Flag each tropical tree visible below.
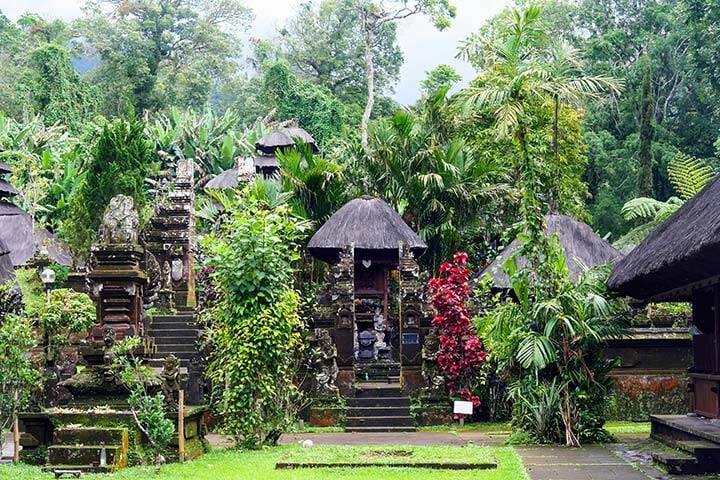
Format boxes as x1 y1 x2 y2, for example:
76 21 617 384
350 86 511 268
357 0 456 154
275 143 349 224
616 152 715 250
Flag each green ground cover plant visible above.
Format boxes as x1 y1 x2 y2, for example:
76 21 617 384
0 445 529 480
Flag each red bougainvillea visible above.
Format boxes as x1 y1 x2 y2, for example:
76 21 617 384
427 252 487 407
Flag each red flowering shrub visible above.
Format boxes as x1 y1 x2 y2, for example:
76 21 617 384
427 252 487 407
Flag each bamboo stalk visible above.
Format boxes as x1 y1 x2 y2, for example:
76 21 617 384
178 390 185 463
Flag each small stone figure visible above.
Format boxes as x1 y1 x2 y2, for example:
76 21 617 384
161 355 181 409
310 330 339 398
98 195 140 245
421 328 445 394
357 329 375 360
102 327 117 384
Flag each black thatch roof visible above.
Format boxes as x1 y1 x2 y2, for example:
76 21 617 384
255 128 319 154
0 237 14 285
482 213 622 289
608 174 720 300
0 212 73 266
0 161 11 174
0 179 18 197
307 195 427 262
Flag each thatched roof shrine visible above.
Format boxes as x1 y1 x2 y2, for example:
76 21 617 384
308 195 427 263
255 127 318 155
0 163 73 267
253 155 280 168
482 213 622 289
608 174 720 301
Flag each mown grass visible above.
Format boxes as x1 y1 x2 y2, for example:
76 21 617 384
417 421 512 434
605 421 651 434
0 444 528 480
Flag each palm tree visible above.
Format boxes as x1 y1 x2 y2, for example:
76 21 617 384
458 4 548 240
538 41 623 207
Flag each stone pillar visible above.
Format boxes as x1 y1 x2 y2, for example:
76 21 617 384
146 159 196 310
315 245 355 395
86 195 147 362
398 242 432 393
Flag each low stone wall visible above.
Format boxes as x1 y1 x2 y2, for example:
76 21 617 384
605 328 691 421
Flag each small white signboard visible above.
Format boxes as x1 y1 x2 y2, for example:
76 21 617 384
453 400 473 415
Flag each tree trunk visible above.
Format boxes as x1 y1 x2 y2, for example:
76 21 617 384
551 96 559 210
360 19 375 157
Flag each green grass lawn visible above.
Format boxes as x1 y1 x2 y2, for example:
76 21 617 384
0 445 528 480
417 422 512 434
605 421 651 434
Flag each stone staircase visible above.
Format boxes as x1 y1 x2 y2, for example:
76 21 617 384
45 427 128 474
650 415 720 474
147 308 200 369
345 362 415 433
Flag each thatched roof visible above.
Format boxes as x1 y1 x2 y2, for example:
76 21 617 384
0 201 25 216
255 127 318 154
254 155 280 168
204 159 255 190
307 195 427 262
0 161 11 174
608 174 720 300
0 212 73 266
0 179 18 197
482 213 622 289
0 237 15 285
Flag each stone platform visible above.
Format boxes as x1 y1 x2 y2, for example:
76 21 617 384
649 414 720 474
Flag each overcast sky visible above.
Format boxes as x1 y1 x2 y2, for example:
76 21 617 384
0 0 510 104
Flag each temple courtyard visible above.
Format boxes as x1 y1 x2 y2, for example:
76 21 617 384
2 424 716 479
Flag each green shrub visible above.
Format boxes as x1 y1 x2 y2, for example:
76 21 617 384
201 191 309 448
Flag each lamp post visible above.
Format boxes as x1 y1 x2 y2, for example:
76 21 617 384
40 266 56 302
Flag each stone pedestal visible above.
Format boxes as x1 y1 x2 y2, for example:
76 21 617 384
87 245 147 350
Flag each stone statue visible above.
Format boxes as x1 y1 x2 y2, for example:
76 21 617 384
162 355 181 409
421 328 445 394
98 195 140 245
102 327 117 384
310 330 339 398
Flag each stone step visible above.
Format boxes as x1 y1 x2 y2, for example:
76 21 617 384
154 345 197 354
44 465 114 475
347 397 410 408
151 328 197 338
150 322 197 330
53 428 128 447
151 351 195 360
346 416 414 428
347 406 410 417
151 314 195 322
652 450 700 475
153 336 197 346
345 426 416 433
48 445 125 467
148 358 190 368
353 383 403 399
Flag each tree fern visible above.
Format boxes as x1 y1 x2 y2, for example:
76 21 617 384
668 152 715 200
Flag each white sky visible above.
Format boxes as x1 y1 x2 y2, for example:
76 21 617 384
0 0 510 104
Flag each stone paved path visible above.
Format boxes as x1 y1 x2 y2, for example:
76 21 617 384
517 445 647 480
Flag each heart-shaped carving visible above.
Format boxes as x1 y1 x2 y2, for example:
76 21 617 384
362 259 372 268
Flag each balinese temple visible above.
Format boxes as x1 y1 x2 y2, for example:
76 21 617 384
0 160 72 266
254 126 317 178
307 195 430 432
204 124 318 189
608 174 720 474
0 237 15 285
481 213 622 289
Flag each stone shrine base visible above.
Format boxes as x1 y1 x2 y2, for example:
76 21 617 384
19 404 209 472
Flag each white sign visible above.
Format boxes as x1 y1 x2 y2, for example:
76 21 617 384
453 400 473 415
